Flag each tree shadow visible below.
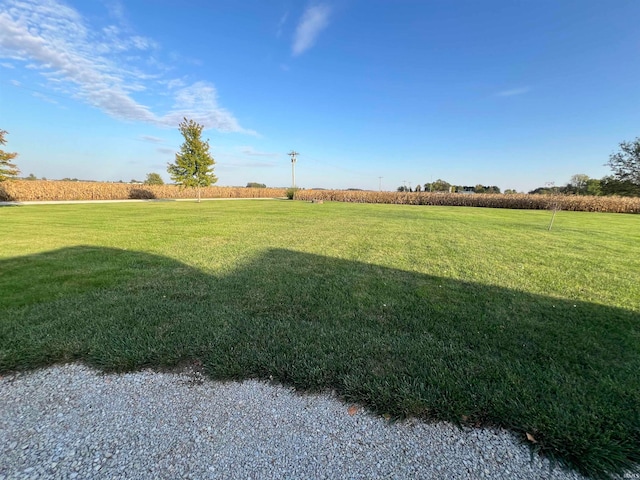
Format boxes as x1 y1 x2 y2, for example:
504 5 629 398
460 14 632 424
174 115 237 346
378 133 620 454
129 188 156 199
1 246 638 477
0 183 16 202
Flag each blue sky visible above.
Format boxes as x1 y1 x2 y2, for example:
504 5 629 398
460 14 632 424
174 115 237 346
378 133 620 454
1 0 639 192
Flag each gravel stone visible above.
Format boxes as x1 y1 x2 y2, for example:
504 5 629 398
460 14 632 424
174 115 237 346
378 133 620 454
0 363 588 479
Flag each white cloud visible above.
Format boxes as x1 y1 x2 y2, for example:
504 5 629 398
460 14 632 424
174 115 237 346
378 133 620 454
139 135 164 143
0 0 251 133
240 146 279 157
292 4 331 56
32 91 58 104
158 82 256 134
165 78 186 90
104 0 126 22
496 87 531 97
276 12 288 38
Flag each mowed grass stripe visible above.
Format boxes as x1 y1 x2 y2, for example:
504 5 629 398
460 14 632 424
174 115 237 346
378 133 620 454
1 201 639 478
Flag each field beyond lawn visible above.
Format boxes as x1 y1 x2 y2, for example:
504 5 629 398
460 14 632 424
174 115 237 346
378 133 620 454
1 200 639 478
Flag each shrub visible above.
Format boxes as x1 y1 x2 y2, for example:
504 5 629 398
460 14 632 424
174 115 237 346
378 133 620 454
286 187 299 200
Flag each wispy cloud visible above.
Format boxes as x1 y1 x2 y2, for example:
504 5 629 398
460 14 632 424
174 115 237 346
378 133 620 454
240 146 279 157
139 135 164 144
292 4 331 56
276 12 288 38
496 87 531 97
0 0 252 133
218 160 277 170
157 147 174 155
104 0 126 23
32 91 58 104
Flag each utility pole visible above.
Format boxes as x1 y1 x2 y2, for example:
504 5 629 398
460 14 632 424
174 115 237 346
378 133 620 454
288 151 299 188
378 176 382 191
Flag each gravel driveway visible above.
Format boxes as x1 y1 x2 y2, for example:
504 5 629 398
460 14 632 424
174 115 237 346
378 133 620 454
1 364 587 479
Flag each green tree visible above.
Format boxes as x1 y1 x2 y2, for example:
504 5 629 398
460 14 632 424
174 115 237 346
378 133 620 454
25 173 37 181
607 138 640 186
585 178 602 196
167 118 217 202
0 129 20 181
145 172 165 185
569 174 589 194
434 179 451 192
601 176 640 197
246 182 266 188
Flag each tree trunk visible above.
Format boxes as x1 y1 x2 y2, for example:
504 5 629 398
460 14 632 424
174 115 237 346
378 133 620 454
197 186 201 203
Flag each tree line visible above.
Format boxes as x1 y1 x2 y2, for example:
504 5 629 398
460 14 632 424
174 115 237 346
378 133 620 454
529 174 640 197
396 138 640 197
398 181 501 193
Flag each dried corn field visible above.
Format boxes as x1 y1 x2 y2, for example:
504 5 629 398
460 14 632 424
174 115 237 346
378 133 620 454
3 181 639 213
0 180 287 202
294 189 640 214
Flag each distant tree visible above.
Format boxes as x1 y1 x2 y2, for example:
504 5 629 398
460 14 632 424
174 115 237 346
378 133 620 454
504 189 517 194
474 184 486 194
414 183 422 192
569 174 590 194
0 129 20 181
145 172 164 185
246 182 267 188
585 178 602 196
600 176 640 197
25 173 37 181
397 186 407 192
529 186 564 195
424 179 451 192
607 138 640 186
167 118 217 202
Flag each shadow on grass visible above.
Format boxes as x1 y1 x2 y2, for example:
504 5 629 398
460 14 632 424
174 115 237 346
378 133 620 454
1 246 638 478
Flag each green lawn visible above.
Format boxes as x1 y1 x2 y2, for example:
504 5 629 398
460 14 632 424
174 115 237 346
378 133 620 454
1 200 639 478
